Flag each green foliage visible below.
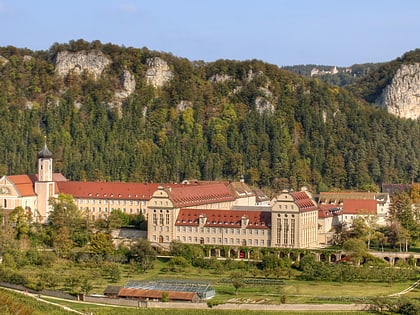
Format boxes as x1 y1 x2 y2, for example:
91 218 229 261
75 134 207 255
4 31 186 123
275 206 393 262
1 42 420 192
230 271 245 296
8 206 30 239
89 232 115 256
129 238 157 272
370 296 420 315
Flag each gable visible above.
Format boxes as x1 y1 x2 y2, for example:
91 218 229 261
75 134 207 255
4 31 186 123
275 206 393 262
0 175 35 197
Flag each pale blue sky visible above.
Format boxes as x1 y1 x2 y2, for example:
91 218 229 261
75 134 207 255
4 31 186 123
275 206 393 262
1 0 419 66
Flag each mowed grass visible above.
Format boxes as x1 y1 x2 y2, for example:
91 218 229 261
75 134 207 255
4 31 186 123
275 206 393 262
13 256 420 307
36 296 376 315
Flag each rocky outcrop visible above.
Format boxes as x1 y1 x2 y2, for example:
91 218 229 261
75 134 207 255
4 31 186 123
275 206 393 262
111 69 136 116
145 57 173 88
55 50 111 79
255 97 275 114
114 69 136 100
0 55 8 66
376 63 420 119
176 100 193 112
209 73 232 83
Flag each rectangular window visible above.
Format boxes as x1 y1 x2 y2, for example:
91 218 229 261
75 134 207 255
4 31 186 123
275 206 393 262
277 218 282 245
284 219 289 245
166 213 170 225
291 219 296 245
153 213 157 225
159 214 164 225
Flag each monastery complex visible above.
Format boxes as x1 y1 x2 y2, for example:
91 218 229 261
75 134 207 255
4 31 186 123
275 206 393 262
0 143 391 249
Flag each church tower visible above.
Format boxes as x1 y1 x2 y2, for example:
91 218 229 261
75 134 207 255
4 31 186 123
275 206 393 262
34 140 55 223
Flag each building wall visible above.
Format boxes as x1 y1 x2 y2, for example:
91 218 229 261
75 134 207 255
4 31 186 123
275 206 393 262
147 188 177 243
270 191 318 249
174 225 270 247
74 198 146 221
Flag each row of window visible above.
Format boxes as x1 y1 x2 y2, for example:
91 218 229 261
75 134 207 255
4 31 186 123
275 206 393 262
80 206 141 214
175 226 266 235
174 236 266 246
76 199 145 206
277 204 295 210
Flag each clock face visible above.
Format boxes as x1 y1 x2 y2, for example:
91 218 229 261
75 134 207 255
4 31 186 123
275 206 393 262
0 186 10 195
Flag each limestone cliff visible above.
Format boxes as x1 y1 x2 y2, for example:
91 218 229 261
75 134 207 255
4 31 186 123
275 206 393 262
145 57 173 88
0 55 8 66
376 63 420 119
55 50 111 79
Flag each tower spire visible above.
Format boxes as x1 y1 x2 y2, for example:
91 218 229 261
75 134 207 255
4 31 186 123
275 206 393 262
37 136 53 158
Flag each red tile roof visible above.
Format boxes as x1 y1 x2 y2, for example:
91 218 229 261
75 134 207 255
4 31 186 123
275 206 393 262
342 199 377 215
56 181 160 200
291 191 318 212
29 173 68 182
166 183 236 208
7 175 36 197
318 204 342 218
226 181 255 198
319 191 376 204
118 288 197 301
176 208 271 229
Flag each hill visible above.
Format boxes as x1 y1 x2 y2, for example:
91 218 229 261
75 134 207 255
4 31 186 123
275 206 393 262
1 39 420 192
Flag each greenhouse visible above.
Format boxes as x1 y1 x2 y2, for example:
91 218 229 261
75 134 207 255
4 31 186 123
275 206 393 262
124 279 216 299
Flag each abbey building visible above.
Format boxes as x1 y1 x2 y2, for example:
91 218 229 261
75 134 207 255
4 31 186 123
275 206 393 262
0 144 390 249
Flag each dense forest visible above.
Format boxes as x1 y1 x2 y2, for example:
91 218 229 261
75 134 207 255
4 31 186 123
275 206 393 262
1 40 420 193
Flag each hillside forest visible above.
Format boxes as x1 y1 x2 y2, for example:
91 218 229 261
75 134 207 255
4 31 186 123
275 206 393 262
1 40 420 193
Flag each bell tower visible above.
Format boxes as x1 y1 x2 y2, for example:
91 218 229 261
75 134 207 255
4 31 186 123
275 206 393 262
34 139 55 223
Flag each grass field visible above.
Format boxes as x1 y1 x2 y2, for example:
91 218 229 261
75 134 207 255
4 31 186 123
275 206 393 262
5 254 419 314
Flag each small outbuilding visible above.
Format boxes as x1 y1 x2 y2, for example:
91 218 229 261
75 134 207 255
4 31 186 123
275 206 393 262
118 287 200 302
103 286 122 299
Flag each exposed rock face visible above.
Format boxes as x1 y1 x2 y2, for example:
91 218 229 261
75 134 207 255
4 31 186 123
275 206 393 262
111 69 136 116
115 69 136 100
176 100 193 112
55 50 111 79
0 55 8 66
376 63 420 119
255 97 275 114
209 73 232 83
145 57 173 88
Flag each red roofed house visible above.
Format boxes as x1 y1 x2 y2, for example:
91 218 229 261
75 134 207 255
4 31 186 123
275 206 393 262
342 199 378 224
318 191 390 226
270 187 318 248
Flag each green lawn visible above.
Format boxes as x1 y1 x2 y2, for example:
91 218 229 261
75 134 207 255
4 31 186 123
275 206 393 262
9 255 420 309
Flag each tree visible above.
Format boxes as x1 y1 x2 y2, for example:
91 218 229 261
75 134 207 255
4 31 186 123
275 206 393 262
53 226 73 258
388 192 419 248
230 271 245 296
106 209 128 229
80 278 93 295
342 238 367 266
89 232 114 257
129 238 156 272
8 206 30 239
48 194 84 234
